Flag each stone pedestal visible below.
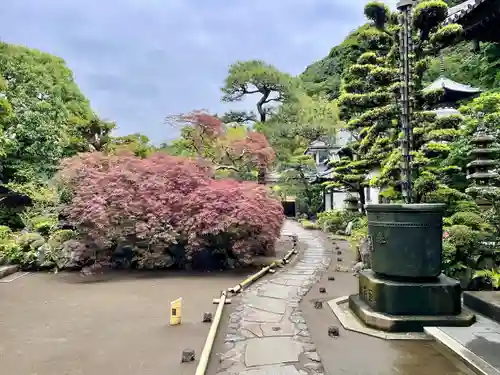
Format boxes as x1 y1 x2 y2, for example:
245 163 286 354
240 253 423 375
349 203 476 332
349 270 475 332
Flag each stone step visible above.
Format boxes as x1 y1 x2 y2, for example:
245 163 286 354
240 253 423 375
425 313 500 375
464 291 500 325
0 265 18 279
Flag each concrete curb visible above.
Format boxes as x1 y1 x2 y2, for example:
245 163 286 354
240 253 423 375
424 327 500 375
0 265 18 279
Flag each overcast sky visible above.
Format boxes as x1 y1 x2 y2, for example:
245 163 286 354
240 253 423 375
1 0 396 143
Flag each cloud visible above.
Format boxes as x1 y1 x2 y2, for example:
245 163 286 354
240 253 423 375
1 0 386 143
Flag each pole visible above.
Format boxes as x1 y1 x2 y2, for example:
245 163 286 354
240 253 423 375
195 290 227 375
397 0 415 203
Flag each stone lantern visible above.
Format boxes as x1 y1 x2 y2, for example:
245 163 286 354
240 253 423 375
466 117 500 208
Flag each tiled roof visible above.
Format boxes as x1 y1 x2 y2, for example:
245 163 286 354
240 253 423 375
432 107 461 117
445 0 491 24
422 76 482 94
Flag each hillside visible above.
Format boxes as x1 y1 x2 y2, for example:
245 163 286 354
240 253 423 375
300 0 500 98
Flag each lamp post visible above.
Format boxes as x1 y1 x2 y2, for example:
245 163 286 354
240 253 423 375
397 0 416 203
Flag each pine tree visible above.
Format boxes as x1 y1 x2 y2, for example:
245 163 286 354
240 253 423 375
327 2 399 210
373 1 466 206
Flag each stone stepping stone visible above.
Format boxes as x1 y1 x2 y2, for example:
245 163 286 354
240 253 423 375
246 295 287 314
258 284 299 299
240 365 302 375
245 337 302 367
244 307 283 323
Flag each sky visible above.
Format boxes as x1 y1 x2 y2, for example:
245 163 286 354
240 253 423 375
1 0 396 143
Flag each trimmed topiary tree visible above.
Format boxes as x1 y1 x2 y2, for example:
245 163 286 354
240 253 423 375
328 1 399 210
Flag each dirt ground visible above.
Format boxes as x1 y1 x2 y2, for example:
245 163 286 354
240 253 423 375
0 239 293 375
0 269 255 375
301 232 475 375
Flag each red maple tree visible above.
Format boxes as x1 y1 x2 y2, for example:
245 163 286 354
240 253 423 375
168 111 275 178
57 150 284 269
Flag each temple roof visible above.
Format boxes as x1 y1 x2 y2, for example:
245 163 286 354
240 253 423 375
445 0 490 24
423 76 481 94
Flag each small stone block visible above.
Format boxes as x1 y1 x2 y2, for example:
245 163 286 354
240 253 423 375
327 275 335 281
314 300 323 309
203 312 213 323
181 348 195 363
328 326 340 337
269 269 276 274
319 287 326 294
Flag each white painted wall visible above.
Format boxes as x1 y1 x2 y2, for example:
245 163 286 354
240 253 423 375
365 168 380 204
325 191 332 211
333 192 347 209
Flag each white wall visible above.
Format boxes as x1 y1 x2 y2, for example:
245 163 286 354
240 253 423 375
325 191 332 211
365 168 380 204
333 192 347 209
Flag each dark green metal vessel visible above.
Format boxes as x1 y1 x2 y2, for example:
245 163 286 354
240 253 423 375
365 203 445 279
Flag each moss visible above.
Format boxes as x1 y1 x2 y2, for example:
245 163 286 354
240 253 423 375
18 232 44 248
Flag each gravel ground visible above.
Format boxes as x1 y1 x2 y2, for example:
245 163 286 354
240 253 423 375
0 238 292 375
0 268 256 375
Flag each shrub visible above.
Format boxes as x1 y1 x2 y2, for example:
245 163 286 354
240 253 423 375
317 210 360 233
449 211 484 230
299 219 319 230
57 151 284 269
348 216 368 256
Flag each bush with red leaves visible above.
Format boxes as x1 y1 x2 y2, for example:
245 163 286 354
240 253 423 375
168 111 276 177
57 151 284 270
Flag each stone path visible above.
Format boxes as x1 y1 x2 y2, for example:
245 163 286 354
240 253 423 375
216 220 332 375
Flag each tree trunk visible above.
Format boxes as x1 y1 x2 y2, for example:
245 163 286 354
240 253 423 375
358 186 366 214
257 89 271 122
257 167 266 184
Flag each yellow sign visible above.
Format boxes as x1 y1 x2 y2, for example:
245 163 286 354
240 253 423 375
170 297 183 325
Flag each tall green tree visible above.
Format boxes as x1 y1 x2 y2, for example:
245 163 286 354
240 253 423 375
374 1 467 205
0 42 111 183
326 2 398 210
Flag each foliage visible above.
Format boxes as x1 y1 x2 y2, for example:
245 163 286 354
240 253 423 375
221 60 299 122
56 151 285 270
326 3 399 210
0 42 112 184
104 133 155 158
348 216 368 256
317 209 360 233
165 111 275 182
300 24 373 99
256 92 341 171
299 219 319 230
279 151 322 217
301 1 500 100
473 268 500 290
